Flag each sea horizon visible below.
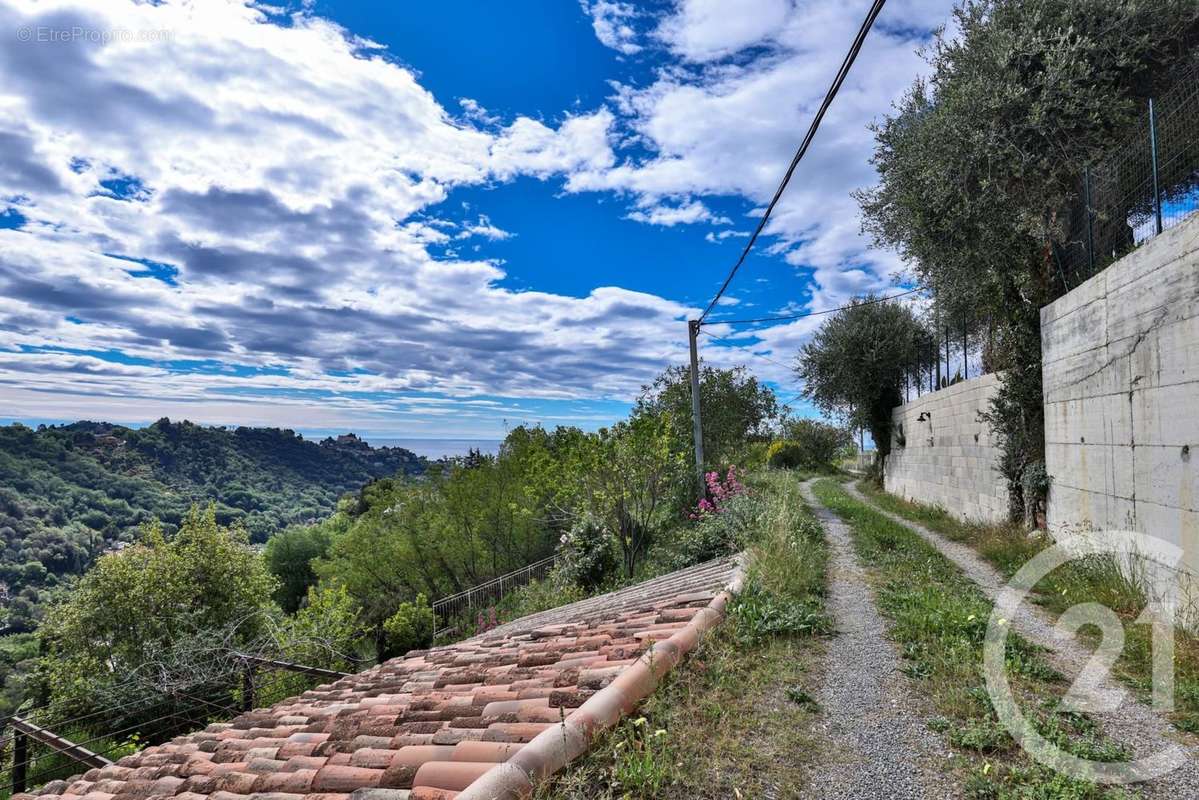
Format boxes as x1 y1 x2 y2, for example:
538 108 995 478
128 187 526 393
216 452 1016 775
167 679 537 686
366 437 502 460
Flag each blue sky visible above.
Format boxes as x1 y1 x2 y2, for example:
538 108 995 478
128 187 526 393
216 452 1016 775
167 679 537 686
0 0 949 438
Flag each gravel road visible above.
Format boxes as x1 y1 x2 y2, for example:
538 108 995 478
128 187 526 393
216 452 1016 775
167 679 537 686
845 482 1199 798
799 480 957 799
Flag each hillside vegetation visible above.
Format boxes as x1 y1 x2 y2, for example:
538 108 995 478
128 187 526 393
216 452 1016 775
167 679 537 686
0 418 423 634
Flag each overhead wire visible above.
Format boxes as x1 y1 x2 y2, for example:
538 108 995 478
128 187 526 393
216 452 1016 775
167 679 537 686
698 286 926 404
705 286 924 327
698 0 890 323
697 328 794 373
0 704 220 785
13 656 306 733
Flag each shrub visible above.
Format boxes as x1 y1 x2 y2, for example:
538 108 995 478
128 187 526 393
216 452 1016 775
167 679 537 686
557 516 617 591
475 607 499 635
729 580 831 644
781 418 853 469
1020 460 1051 525
668 493 762 569
740 441 772 471
383 594 435 655
767 440 805 469
695 467 747 516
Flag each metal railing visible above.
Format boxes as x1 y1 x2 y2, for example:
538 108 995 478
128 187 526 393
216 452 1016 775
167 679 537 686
0 653 350 795
0 715 111 794
1056 62 1199 288
432 555 558 637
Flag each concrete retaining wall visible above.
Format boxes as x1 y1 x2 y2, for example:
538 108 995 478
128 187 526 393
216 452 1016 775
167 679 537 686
1041 213 1199 583
883 372 1009 523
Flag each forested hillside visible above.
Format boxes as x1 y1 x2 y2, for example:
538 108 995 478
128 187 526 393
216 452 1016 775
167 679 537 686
0 419 423 634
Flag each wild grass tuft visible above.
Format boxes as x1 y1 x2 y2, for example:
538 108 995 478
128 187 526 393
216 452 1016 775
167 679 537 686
812 479 1131 800
856 479 1199 734
537 472 829 799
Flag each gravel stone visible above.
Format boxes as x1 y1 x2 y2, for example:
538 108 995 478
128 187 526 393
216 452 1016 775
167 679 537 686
800 480 958 799
847 482 1199 798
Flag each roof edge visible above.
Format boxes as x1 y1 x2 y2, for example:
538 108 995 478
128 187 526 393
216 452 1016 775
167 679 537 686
456 556 747 800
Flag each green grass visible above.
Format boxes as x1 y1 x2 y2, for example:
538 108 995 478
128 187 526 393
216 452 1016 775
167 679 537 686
856 482 1046 577
812 479 1135 800
538 472 829 799
856 480 1199 735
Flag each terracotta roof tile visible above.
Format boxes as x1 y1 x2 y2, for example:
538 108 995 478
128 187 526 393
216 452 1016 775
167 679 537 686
18 558 737 800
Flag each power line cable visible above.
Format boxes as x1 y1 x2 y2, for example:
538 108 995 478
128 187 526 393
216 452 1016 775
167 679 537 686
697 328 795 373
704 286 923 327
698 0 889 323
696 330 810 413
16 658 280 732
17 638 357 733
699 285 923 376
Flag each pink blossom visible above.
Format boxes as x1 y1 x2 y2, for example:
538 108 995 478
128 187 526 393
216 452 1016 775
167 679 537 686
690 466 748 518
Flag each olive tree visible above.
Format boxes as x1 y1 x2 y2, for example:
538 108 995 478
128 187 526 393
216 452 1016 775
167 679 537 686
795 296 927 463
857 0 1199 516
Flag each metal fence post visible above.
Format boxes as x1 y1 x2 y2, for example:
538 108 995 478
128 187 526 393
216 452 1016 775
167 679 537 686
0 717 8 793
933 339 940 390
13 727 27 794
1083 167 1095 275
962 320 968 380
943 326 950 384
1148 97 1163 235
241 661 256 713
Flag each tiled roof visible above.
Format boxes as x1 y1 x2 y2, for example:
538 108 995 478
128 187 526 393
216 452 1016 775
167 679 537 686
19 557 740 800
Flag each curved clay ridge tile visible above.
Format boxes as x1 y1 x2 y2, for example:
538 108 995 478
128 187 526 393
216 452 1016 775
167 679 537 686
456 561 746 800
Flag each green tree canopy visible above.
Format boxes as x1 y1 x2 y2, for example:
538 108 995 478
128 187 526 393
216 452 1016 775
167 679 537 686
857 0 1199 512
264 524 335 613
778 418 855 470
38 505 278 713
795 296 927 460
636 363 778 467
310 429 577 658
576 414 685 578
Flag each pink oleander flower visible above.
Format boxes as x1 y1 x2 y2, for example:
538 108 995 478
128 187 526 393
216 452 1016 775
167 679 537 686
691 465 748 518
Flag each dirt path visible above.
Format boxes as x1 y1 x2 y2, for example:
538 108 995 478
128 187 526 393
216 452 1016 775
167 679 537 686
798 480 957 799
846 482 1199 798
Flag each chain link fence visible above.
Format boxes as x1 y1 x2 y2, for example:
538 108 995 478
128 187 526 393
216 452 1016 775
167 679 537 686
1055 62 1199 288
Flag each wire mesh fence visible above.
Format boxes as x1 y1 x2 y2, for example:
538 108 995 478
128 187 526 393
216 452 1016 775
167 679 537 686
1055 62 1199 288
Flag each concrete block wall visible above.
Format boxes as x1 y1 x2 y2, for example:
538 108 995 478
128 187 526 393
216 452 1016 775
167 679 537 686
883 372 1009 523
1041 213 1199 584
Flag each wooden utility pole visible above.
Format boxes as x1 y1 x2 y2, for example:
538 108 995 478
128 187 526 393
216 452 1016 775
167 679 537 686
687 320 706 494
